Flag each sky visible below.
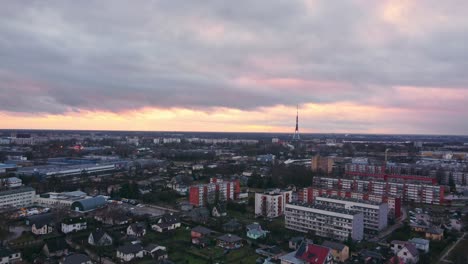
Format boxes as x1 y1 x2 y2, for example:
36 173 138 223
1 1 468 135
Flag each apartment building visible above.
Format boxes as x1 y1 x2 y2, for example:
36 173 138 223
299 187 402 218
0 187 36 209
189 178 240 207
255 189 292 218
311 155 336 174
285 202 364 241
312 176 444 205
314 195 388 234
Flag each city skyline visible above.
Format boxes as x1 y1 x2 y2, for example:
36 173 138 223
2 1 468 135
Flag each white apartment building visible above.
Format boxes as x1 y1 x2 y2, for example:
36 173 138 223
0 187 35 210
314 196 388 233
285 203 364 241
255 189 293 218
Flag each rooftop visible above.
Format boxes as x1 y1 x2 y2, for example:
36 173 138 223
317 194 383 206
0 186 35 197
287 202 362 216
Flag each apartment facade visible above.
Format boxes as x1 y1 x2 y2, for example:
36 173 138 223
189 178 240 207
255 189 292 218
285 203 364 241
299 186 402 218
314 195 388 234
311 176 444 205
0 187 35 210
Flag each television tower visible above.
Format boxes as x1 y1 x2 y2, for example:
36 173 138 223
293 105 300 141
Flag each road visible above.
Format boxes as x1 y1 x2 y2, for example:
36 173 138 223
370 206 407 242
438 232 467 263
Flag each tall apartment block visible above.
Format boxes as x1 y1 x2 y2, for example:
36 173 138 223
314 195 388 234
299 186 402 218
311 176 444 205
255 189 293 218
311 155 336 174
285 202 364 241
189 178 240 207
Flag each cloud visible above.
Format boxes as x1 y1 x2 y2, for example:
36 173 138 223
1 1 468 133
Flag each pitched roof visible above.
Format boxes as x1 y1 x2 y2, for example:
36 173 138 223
246 223 262 231
217 234 242 243
63 217 87 225
0 247 14 258
322 240 346 251
90 229 109 242
28 213 53 228
118 243 143 254
192 226 212 235
44 237 69 252
295 244 330 264
403 244 419 257
129 222 146 234
63 253 92 264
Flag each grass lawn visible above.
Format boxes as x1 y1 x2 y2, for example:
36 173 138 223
447 236 468 262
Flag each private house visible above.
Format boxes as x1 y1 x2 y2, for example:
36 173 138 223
43 237 69 257
322 240 349 263
191 226 213 247
255 246 283 260
391 240 408 254
408 238 430 253
61 253 93 264
0 247 21 264
93 206 129 225
61 217 87 234
88 229 113 246
425 227 444 241
289 237 305 250
246 223 268 240
188 207 210 224
216 234 243 249
396 244 419 264
27 214 54 235
279 243 333 264
151 213 180 233
223 219 242 233
127 222 146 237
144 244 168 261
116 244 144 262
211 204 227 218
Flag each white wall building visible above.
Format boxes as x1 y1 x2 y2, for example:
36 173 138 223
285 203 364 241
255 189 293 218
61 217 87 234
314 195 388 233
0 187 35 210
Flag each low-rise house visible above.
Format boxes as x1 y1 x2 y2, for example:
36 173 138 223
0 247 21 264
27 214 54 235
408 238 429 253
61 253 93 264
216 234 243 249
43 237 69 257
396 244 419 264
223 219 242 233
88 229 113 246
188 207 210 224
322 240 349 263
255 246 283 259
279 242 333 264
357 249 385 263
151 213 181 233
211 204 227 217
61 217 87 234
425 227 444 241
391 240 408 254
116 244 144 262
386 256 404 264
93 206 129 225
127 222 146 237
191 226 213 247
246 223 268 240
410 220 429 232
144 244 168 261
289 237 305 250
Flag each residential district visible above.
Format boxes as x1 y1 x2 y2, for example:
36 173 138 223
0 131 468 264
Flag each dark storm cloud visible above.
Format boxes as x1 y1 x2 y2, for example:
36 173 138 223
1 0 468 114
